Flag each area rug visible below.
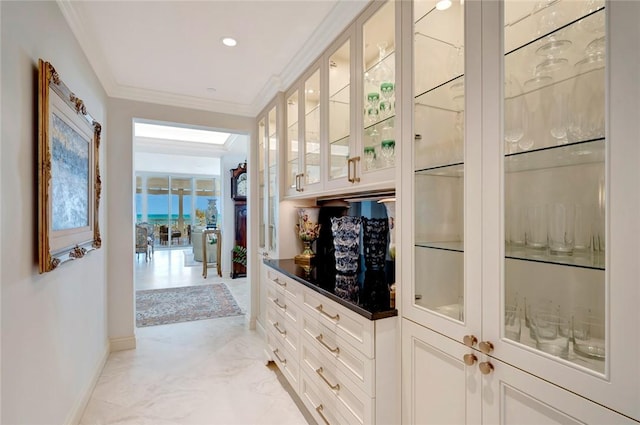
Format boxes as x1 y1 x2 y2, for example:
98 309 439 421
183 251 214 268
136 284 243 327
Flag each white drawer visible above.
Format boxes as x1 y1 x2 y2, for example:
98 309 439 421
266 280 285 305
266 303 301 356
266 328 299 392
267 290 302 331
300 369 347 425
300 336 373 425
266 267 303 305
302 287 374 358
302 313 374 396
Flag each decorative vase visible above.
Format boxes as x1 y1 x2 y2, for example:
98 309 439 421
295 206 321 268
206 199 218 228
330 215 362 274
335 273 359 303
378 198 396 260
362 217 388 271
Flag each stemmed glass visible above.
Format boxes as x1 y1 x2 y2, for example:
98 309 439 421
366 92 380 124
379 82 394 118
380 139 395 167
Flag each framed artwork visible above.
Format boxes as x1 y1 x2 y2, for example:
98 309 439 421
37 59 102 273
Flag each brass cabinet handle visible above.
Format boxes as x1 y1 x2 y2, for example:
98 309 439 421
316 367 340 391
316 304 340 321
273 322 286 336
463 335 478 347
273 348 286 364
347 158 354 183
479 341 494 354
273 298 286 310
316 404 331 425
273 277 286 287
296 173 305 192
479 361 494 375
351 156 361 182
463 353 477 366
316 334 340 354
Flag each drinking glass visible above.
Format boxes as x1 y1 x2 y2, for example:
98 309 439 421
549 92 570 144
572 307 605 360
364 146 376 171
380 139 395 167
548 203 575 255
505 303 522 342
366 92 380 124
380 82 394 118
573 204 593 251
568 51 605 142
504 76 526 149
508 203 526 247
526 203 547 250
531 309 570 359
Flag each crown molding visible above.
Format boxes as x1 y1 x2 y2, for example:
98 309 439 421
251 0 369 115
59 0 368 118
56 0 118 94
110 85 255 117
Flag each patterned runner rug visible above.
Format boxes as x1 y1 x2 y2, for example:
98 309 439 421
136 284 243 327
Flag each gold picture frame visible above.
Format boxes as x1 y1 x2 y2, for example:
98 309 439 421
38 59 102 273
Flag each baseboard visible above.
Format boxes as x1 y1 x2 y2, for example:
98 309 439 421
109 335 137 352
64 341 110 425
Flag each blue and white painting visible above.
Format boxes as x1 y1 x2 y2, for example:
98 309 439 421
51 113 89 231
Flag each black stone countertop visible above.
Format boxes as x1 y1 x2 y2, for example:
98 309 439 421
264 258 398 321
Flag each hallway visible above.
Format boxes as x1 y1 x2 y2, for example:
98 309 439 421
80 249 311 424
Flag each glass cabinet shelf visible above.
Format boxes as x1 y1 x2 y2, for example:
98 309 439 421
415 75 464 112
364 114 395 132
330 83 350 104
416 241 464 253
415 162 464 177
506 248 605 270
505 1 604 55
505 139 604 173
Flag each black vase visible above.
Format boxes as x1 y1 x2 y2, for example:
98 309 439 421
362 217 388 271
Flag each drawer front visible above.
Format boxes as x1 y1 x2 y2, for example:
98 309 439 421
302 287 374 357
267 291 302 332
302 313 374 395
266 280 285 305
266 267 303 305
300 369 347 425
300 336 373 425
266 328 299 392
266 303 301 356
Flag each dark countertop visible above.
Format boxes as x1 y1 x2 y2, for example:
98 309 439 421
264 258 398 321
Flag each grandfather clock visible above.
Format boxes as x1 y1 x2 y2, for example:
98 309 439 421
230 162 247 278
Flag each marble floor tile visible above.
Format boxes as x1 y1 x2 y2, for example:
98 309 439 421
80 248 313 425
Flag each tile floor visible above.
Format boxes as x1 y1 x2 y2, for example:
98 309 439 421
80 248 313 424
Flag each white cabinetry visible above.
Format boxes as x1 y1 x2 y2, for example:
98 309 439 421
264 263 398 425
401 0 640 422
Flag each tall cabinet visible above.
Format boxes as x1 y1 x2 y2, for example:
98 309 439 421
401 0 640 423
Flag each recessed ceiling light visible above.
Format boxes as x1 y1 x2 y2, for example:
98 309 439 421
435 0 452 10
222 37 237 47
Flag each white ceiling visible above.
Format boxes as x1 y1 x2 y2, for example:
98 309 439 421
57 0 370 117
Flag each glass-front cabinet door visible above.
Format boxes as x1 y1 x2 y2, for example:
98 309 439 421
304 69 321 189
285 89 300 196
267 105 278 253
258 117 266 252
357 0 396 186
325 32 353 190
483 0 639 417
403 0 482 341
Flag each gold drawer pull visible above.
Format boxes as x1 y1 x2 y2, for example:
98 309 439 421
463 353 477 366
316 334 340 354
316 304 340 321
316 367 340 391
273 322 286 336
273 348 286 364
479 341 494 354
274 277 286 287
316 404 331 425
273 298 286 310
479 361 494 375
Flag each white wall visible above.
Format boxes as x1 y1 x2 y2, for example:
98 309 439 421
107 97 253 348
1 2 109 423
